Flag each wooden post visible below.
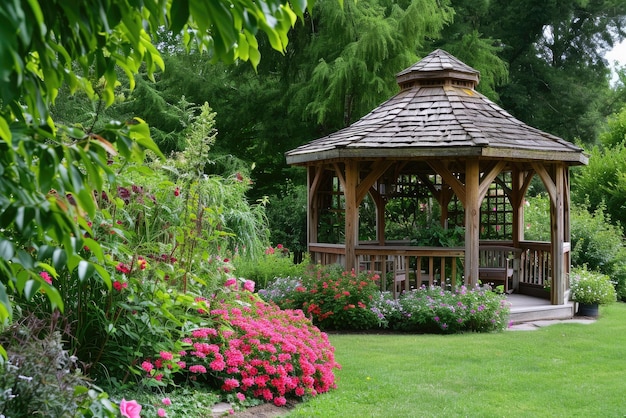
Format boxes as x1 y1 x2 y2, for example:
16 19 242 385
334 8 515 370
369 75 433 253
344 161 359 271
464 160 480 286
511 167 524 246
551 164 565 304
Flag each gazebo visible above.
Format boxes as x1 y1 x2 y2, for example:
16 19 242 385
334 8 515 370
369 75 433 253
285 49 588 306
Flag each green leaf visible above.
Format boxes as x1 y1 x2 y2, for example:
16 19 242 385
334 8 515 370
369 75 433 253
0 239 15 260
93 263 111 290
170 0 189 34
38 147 57 192
128 118 165 159
0 282 12 323
23 279 38 300
14 249 34 270
15 206 34 234
0 116 11 141
52 248 67 271
76 187 96 218
77 260 95 282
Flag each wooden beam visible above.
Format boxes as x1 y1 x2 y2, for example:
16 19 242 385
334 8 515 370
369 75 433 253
307 166 321 245
428 160 466 205
356 160 394 204
532 163 557 203
478 160 507 202
333 162 347 191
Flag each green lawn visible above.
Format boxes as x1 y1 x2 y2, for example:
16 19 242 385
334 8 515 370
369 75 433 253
287 303 626 417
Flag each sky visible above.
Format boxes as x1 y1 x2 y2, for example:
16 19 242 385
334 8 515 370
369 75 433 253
606 39 626 82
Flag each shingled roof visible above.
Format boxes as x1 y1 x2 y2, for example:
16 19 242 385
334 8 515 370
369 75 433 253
286 49 588 165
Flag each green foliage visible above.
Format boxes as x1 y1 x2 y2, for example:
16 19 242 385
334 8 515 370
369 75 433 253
372 286 510 333
524 195 625 272
266 183 308 258
0 315 117 417
413 223 465 247
488 0 625 144
234 244 309 289
12 104 271 383
600 106 626 147
571 144 626 227
569 266 617 305
291 0 454 128
105 387 221 418
0 0 315 330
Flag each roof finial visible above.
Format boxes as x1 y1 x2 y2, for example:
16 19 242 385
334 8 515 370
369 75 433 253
396 49 480 90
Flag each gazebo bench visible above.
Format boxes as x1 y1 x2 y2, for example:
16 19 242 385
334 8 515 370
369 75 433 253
479 246 517 293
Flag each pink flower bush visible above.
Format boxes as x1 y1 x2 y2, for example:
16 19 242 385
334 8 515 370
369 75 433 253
141 289 340 406
119 399 142 418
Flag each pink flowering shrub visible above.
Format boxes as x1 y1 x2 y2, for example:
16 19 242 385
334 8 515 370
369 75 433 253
141 282 340 406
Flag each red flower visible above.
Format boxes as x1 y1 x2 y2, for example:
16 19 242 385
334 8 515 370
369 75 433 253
113 281 123 291
174 187 180 196
116 262 131 274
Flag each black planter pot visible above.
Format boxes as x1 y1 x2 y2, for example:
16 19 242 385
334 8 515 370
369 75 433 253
577 302 599 317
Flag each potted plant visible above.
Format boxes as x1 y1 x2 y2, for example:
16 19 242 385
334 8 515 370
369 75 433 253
569 266 617 316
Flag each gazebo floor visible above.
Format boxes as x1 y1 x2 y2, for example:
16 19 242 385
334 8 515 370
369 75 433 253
507 294 575 324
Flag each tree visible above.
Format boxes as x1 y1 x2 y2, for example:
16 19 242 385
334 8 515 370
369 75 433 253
485 0 626 144
287 0 455 130
0 0 313 332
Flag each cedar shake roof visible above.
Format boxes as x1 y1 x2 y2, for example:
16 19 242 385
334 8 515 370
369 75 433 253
286 49 588 166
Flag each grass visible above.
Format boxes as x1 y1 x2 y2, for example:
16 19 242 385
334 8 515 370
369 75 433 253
287 303 626 417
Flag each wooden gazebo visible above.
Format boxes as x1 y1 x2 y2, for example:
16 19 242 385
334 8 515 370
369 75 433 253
285 49 588 305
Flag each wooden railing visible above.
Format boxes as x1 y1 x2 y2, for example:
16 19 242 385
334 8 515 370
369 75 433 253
309 243 465 296
309 240 570 298
518 241 551 288
517 240 570 291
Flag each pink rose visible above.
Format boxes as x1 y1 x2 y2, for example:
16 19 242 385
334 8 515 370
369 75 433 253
119 399 142 418
161 397 172 406
157 408 167 417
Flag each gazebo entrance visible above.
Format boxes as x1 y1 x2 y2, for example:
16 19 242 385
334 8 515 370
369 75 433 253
286 50 587 306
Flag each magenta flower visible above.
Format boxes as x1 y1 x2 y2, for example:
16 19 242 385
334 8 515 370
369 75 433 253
189 365 207 374
162 397 172 406
243 280 255 292
157 407 167 417
39 271 53 284
141 361 153 373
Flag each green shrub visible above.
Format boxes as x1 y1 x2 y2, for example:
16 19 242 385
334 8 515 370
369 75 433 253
569 266 617 305
234 244 309 289
525 195 625 277
0 315 117 417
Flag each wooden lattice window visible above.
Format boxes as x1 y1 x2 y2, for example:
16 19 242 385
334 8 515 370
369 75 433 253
317 173 345 243
480 173 513 239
